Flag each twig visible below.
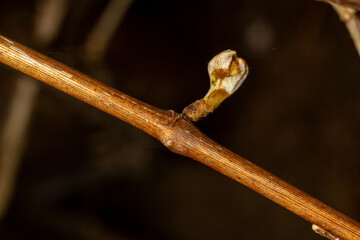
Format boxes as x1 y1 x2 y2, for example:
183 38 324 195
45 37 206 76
331 3 360 56
316 0 360 10
0 76 39 218
0 35 359 239
33 0 70 45
0 0 69 220
84 0 133 62
317 0 360 56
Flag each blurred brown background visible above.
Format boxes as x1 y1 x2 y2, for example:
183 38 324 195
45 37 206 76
0 0 359 239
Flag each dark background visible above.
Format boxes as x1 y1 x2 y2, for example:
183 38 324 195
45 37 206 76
0 0 359 239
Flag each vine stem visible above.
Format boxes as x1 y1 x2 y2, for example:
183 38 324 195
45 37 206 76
0 34 359 239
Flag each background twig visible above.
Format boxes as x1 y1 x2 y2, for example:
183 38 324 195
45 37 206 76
0 0 69 220
84 0 133 62
0 77 39 219
331 3 360 56
317 0 360 10
317 0 360 56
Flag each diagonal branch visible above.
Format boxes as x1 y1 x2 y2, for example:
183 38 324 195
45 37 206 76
0 34 359 239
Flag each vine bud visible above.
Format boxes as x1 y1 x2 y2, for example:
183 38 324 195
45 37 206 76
183 50 249 121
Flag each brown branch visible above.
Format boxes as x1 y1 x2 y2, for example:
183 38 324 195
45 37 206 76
316 0 360 10
0 34 359 239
